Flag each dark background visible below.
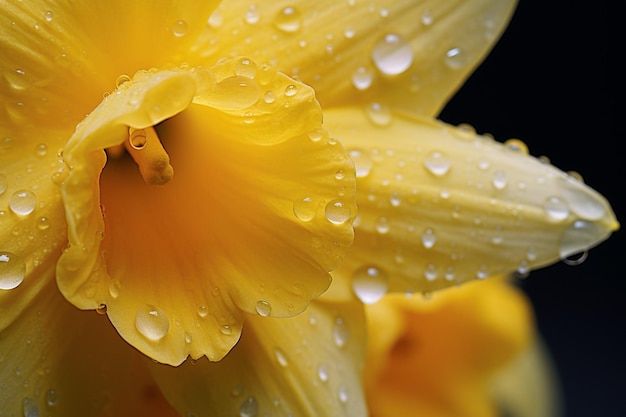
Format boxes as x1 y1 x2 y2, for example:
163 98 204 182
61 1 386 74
440 1 624 416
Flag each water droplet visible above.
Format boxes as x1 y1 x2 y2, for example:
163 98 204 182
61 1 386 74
0 252 26 290
365 102 392 126
129 129 147 149
475 265 489 279
284 84 297 97
351 66 374 90
421 9 434 25
35 143 47 157
516 260 530 278
333 317 349 347
424 264 438 281
293 197 316 221
22 397 39 417
351 265 388 304
9 190 37 216
197 305 208 318
344 25 356 38
255 300 272 316
239 396 258 417
274 348 288 367
563 177 608 220
263 90 276 104
172 20 188 37
526 246 537 261
444 267 456 281
559 220 603 260
220 324 233 335
135 305 169 341
421 228 437 248
208 10 223 28
115 74 131 88
244 5 260 24
308 128 326 142
423 152 451 176
44 10 53 22
274 7 302 33
375 217 390 234
348 149 373 178
492 170 507 190
235 58 257 79
335 169 345 180
325 199 351 225
211 76 261 111
45 389 57 407
478 159 490 170
562 250 588 266
445 47 465 69
389 192 402 207
372 33 413 75
337 384 349 403
317 364 329 382
0 174 8 195
96 304 107 315
544 196 570 221
504 138 528 154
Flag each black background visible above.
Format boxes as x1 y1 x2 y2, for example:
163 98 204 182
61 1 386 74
440 1 623 416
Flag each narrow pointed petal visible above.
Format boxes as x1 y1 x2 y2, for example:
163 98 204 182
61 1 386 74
202 0 516 116
56 60 355 366
149 300 368 417
0 261 133 417
324 108 618 297
364 279 533 417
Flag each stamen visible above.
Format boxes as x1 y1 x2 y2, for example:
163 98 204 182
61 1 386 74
125 127 174 185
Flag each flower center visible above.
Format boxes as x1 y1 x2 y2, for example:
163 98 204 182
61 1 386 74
118 126 174 185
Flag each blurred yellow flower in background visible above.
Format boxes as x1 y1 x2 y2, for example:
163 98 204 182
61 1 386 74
0 0 617 416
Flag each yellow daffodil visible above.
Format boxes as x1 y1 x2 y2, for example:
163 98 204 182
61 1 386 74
363 279 557 417
0 0 618 417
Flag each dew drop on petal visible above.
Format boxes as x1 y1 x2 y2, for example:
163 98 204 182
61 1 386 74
421 228 437 248
351 66 374 90
317 364 329 382
255 300 272 316
293 196 316 221
0 252 26 290
239 396 258 417
220 325 233 335
445 47 465 69
423 152 451 176
172 20 188 37
492 170 507 190
559 220 603 259
44 10 53 22
235 58 257 79
348 149 373 178
244 5 260 25
135 305 169 341
421 9 434 25
365 102 392 126
284 84 297 97
372 33 413 76
274 348 288 367
375 217 390 234
333 317 349 347
22 397 39 417
9 190 37 216
274 7 302 33
325 199 351 225
544 196 570 221
45 389 57 407
337 384 349 403
424 264 438 281
262 90 276 104
351 265 388 304
197 305 208 318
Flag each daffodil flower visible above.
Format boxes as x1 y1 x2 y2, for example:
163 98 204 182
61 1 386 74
0 0 618 417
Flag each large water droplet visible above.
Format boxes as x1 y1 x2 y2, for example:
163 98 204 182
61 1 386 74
44 10 54 22
559 220 604 259
351 265 388 304
197 305 208 318
9 190 37 215
210 76 261 111
274 7 302 33
423 152 451 176
325 200 351 225
255 300 272 316
544 196 570 221
293 197 316 221
135 305 169 341
22 397 39 417
372 33 413 75
0 252 26 290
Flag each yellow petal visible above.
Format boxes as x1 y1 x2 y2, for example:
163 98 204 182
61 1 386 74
364 279 533 417
492 341 562 417
324 108 618 298
0 260 134 416
149 300 368 417
1 0 221 129
56 60 355 365
202 0 516 116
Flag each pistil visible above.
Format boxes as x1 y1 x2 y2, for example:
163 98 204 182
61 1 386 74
124 127 174 185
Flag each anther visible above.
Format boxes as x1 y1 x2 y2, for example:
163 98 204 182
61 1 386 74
125 127 174 185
